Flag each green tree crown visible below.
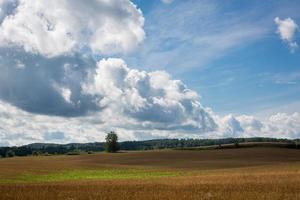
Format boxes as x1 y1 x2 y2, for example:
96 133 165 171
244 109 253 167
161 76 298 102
105 131 119 153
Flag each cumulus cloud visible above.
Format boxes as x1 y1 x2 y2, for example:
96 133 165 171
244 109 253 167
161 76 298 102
0 0 145 117
0 100 103 146
218 113 300 139
0 0 216 129
82 58 217 131
220 115 244 138
0 99 216 146
274 17 299 52
0 0 145 57
1 97 300 147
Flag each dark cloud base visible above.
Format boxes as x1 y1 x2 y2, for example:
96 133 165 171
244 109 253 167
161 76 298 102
0 48 100 117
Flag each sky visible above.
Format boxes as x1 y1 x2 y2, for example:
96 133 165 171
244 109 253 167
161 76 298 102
0 0 300 146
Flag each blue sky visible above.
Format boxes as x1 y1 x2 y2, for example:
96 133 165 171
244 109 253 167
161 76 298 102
0 0 300 146
130 0 300 116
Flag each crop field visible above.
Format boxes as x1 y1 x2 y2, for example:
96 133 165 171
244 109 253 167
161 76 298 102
0 147 300 200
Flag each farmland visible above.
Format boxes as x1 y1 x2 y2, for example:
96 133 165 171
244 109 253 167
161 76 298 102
0 147 300 200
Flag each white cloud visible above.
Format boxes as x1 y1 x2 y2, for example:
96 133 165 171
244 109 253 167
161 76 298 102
266 113 300 138
220 114 244 138
0 0 145 57
0 55 298 146
274 17 299 52
218 113 300 139
53 83 73 104
82 58 217 132
0 100 104 146
1 97 300 147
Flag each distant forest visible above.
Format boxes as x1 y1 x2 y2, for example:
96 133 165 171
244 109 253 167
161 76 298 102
0 137 299 158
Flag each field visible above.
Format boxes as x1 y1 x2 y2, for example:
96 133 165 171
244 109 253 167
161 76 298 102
0 147 300 200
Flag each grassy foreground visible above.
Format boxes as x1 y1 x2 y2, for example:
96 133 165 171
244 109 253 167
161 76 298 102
1 169 179 183
0 147 299 200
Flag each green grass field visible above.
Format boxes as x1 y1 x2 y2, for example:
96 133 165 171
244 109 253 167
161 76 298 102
1 169 180 183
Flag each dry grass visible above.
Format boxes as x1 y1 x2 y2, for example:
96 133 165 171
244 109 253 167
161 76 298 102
0 147 300 200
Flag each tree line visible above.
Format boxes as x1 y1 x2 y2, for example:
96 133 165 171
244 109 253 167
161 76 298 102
0 135 299 158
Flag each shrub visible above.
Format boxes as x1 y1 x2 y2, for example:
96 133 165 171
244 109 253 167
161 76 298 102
6 150 15 157
32 151 40 156
66 150 81 155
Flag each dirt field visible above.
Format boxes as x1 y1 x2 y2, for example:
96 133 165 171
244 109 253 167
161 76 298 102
0 147 300 199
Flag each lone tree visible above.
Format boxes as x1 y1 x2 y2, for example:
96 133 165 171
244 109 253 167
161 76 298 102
105 131 119 153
